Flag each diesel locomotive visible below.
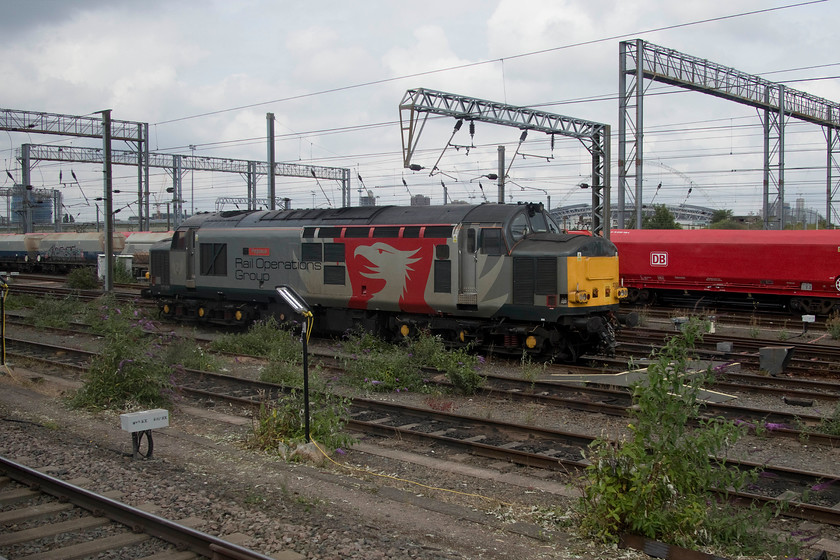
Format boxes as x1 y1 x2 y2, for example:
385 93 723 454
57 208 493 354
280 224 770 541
145 202 633 361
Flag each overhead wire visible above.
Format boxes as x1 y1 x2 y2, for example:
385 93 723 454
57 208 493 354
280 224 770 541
152 0 827 127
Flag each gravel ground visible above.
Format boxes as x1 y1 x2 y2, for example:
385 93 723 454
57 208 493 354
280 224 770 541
2 319 840 559
0 367 638 560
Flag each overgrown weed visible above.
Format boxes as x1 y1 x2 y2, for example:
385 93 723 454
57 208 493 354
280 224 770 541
575 317 797 557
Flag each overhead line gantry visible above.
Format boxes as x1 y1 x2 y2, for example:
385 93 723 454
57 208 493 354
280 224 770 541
18 144 351 228
399 88 611 238
619 39 840 229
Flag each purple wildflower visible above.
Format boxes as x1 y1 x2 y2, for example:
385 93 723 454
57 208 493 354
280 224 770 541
811 480 837 492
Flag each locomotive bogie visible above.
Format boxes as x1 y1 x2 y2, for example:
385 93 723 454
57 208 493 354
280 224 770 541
146 203 629 360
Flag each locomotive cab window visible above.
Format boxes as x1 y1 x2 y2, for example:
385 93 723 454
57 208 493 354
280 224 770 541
481 228 503 255
529 212 549 233
510 213 529 241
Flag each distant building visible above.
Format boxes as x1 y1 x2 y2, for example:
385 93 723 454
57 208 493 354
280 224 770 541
10 186 54 225
410 194 430 206
359 190 377 207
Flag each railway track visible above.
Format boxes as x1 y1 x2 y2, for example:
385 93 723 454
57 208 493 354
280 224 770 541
173 368 840 526
7 320 840 446
0 455 278 560
614 327 840 376
7 320 840 526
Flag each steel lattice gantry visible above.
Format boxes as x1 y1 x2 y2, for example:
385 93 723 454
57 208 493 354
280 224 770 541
2 108 149 232
399 88 611 238
20 144 351 228
619 39 840 229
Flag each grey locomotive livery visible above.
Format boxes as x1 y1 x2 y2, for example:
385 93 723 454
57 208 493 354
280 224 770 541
145 202 633 361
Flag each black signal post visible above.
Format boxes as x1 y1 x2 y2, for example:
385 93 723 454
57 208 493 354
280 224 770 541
275 286 313 442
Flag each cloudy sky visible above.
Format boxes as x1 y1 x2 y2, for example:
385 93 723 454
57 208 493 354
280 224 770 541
1 0 838 223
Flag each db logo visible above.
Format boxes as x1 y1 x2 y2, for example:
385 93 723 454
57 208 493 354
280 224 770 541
650 252 668 267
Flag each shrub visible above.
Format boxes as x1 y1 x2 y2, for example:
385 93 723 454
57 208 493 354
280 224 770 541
249 385 355 452
430 343 483 395
30 296 83 328
826 312 840 340
70 297 198 411
209 317 299 357
576 318 793 556
67 267 100 290
340 329 484 395
113 260 135 284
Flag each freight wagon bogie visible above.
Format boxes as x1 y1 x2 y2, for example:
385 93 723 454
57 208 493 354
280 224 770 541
145 203 630 362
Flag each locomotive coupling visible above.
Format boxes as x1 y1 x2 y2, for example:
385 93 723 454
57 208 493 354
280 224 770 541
573 316 608 334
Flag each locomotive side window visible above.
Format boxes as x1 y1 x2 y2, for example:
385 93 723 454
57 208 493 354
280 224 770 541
466 228 476 253
403 226 421 238
301 243 322 262
199 243 227 276
324 265 345 285
480 229 503 255
324 243 345 262
302 227 316 238
436 244 450 260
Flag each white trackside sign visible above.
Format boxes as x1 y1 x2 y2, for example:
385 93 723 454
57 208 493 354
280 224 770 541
120 409 170 432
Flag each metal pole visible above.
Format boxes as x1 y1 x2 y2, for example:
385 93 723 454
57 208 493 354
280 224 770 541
302 319 310 442
102 110 114 293
20 144 32 234
189 144 196 216
267 113 276 211
143 123 150 231
497 146 505 203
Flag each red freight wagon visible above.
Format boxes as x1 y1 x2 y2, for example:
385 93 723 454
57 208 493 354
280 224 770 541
610 229 840 314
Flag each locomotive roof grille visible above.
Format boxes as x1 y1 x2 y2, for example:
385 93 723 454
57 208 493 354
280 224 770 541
181 203 552 231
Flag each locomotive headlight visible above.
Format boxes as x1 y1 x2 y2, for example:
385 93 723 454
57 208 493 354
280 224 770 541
574 290 589 303
616 287 629 299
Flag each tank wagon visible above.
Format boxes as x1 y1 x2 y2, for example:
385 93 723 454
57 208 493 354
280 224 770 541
0 233 44 270
121 231 173 277
37 232 126 273
611 229 840 314
0 231 172 278
145 203 634 361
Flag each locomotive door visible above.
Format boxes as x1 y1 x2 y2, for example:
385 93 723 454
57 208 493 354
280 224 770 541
185 228 197 288
458 225 478 306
